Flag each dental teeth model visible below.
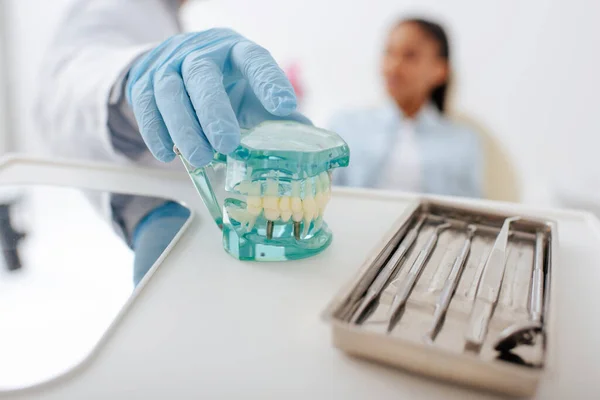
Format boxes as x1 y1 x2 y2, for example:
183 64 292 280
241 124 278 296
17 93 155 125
226 171 332 240
177 120 349 262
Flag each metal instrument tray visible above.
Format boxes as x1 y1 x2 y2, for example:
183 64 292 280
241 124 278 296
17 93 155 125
322 198 557 397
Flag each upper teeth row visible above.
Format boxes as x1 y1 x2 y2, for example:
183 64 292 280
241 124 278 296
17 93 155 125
226 174 332 236
236 171 331 198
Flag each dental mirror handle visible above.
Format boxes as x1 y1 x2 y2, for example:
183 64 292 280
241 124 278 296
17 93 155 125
387 223 450 332
349 216 426 324
369 216 427 292
425 226 475 341
464 216 519 350
175 146 224 230
530 232 545 322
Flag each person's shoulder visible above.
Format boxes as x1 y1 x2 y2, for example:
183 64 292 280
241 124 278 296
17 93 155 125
437 115 483 145
328 105 390 129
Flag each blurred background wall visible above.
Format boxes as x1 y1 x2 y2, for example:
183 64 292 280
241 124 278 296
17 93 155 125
3 0 600 206
0 1 13 156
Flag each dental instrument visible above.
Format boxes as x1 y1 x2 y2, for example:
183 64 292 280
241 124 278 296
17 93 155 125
424 225 476 343
493 231 546 353
387 222 451 333
350 215 427 324
464 216 520 352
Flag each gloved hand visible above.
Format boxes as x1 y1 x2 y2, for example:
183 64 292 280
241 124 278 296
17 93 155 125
126 28 310 167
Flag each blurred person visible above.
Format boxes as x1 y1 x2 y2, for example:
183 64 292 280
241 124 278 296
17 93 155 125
36 0 308 285
330 18 483 198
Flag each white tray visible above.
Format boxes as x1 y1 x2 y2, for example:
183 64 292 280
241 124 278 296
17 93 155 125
0 156 599 399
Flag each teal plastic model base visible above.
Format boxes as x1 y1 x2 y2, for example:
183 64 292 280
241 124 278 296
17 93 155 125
222 221 333 262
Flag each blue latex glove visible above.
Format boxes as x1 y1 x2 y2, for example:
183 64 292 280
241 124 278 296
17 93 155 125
126 28 309 167
131 201 191 286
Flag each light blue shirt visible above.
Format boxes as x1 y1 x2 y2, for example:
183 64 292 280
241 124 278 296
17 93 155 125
328 102 484 198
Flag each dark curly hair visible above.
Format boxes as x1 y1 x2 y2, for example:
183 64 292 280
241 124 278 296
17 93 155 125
395 18 450 113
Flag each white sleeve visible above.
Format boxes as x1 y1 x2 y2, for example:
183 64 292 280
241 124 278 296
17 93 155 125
35 0 182 164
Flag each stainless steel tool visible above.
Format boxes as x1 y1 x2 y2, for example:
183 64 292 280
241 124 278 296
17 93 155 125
350 216 427 324
464 216 520 352
493 231 545 352
387 222 451 333
424 225 476 343
339 215 419 321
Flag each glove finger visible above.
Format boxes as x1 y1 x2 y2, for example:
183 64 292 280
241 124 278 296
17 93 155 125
238 106 312 129
234 83 311 128
130 78 174 162
153 66 214 167
276 111 312 125
182 54 241 155
230 40 297 117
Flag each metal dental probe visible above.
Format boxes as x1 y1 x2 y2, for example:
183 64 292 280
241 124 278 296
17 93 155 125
493 231 546 353
350 216 428 324
464 216 520 353
424 225 476 343
387 222 452 333
339 215 421 321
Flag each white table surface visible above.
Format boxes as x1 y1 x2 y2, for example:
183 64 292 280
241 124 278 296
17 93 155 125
1 173 600 399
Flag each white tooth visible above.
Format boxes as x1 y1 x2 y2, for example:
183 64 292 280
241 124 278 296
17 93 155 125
226 207 248 223
314 192 325 209
304 179 313 198
302 196 317 217
319 171 330 189
316 191 328 218
313 174 322 192
303 214 312 237
291 197 303 213
292 211 304 222
291 180 301 197
313 176 325 220
266 178 279 196
246 215 257 231
301 189 317 238
318 205 326 218
279 196 291 211
247 205 262 216
236 180 252 195
314 215 323 230
280 210 292 222
319 191 331 217
264 208 280 221
249 181 261 196
247 196 262 208
262 195 278 210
